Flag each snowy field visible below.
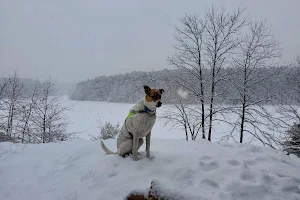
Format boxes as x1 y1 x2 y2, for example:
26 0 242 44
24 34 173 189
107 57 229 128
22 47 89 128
64 98 184 140
63 97 281 146
1 97 300 200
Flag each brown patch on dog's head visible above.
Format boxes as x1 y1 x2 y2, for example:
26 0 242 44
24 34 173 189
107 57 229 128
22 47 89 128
144 85 151 96
143 86 164 107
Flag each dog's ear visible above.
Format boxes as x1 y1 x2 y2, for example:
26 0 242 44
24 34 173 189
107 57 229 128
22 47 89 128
143 85 151 95
159 89 164 94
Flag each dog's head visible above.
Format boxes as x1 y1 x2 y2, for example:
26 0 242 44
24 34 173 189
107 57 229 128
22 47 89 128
143 85 164 111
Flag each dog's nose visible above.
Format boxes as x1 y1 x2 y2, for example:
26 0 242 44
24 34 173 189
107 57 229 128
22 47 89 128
157 101 162 107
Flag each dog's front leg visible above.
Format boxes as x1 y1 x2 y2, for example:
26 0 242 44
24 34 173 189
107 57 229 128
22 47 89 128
146 131 151 158
132 136 139 161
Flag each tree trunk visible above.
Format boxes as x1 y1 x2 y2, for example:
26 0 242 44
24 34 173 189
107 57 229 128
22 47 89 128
21 119 29 143
10 105 14 139
240 102 246 143
197 40 206 140
42 114 46 143
21 130 25 143
201 98 205 139
208 64 216 141
184 124 188 141
240 65 247 143
199 69 205 139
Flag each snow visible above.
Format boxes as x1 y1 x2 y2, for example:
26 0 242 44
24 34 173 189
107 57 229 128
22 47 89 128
63 98 276 145
63 98 185 140
1 138 300 200
1 98 299 199
177 88 189 99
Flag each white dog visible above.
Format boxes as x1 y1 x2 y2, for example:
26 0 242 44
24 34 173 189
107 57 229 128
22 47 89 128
100 85 164 161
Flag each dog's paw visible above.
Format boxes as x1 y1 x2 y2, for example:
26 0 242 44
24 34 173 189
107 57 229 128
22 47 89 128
147 156 155 161
132 155 139 161
146 153 155 160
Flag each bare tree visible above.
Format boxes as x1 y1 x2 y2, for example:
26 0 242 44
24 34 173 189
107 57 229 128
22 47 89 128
17 80 39 143
0 71 24 139
295 56 300 100
226 20 281 148
0 78 8 139
0 79 7 99
162 86 202 141
0 78 8 128
204 7 247 141
168 14 207 139
167 8 247 141
31 78 72 143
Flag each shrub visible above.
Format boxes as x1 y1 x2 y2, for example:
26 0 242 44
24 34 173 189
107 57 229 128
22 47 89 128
91 121 120 140
282 123 300 157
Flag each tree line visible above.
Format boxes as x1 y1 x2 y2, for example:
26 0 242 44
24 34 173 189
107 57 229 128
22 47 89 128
70 67 299 105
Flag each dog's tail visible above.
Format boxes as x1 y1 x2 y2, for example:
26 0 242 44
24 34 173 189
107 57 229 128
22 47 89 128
100 140 117 155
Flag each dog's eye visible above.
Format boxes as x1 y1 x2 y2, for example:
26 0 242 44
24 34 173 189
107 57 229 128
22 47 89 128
153 93 161 99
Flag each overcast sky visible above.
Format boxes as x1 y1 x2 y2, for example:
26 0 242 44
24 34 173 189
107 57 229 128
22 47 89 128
1 0 299 83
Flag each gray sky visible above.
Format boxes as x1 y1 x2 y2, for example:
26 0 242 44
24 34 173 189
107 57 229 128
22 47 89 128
1 0 299 83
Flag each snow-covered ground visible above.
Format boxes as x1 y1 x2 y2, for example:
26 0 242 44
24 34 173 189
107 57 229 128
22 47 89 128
1 138 300 200
1 98 300 199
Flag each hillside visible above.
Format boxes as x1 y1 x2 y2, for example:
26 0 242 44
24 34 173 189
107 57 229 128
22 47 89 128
70 67 300 104
1 138 300 200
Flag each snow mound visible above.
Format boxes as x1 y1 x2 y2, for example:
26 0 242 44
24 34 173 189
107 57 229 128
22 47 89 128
1 139 300 200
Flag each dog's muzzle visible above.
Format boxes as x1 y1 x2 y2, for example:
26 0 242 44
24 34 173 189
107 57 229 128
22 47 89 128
156 101 162 107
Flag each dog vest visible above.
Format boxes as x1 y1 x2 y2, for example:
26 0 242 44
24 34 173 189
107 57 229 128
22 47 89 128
126 106 155 119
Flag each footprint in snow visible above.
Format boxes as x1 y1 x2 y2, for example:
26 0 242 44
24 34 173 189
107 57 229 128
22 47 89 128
261 173 275 184
276 173 300 184
108 169 118 178
281 182 300 194
102 162 119 178
201 178 220 189
240 169 256 182
200 155 212 161
172 167 196 189
228 159 241 166
198 160 219 171
244 159 257 166
113 161 120 168
279 177 300 194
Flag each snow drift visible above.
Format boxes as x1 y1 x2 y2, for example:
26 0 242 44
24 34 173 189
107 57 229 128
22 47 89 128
0 138 300 200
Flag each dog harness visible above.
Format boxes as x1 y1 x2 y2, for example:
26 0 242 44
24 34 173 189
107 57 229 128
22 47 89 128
123 106 156 140
126 106 155 119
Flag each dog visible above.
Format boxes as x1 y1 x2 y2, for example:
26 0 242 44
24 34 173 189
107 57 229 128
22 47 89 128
100 85 164 161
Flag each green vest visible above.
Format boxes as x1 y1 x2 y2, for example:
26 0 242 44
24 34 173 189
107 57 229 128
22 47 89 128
126 111 135 119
